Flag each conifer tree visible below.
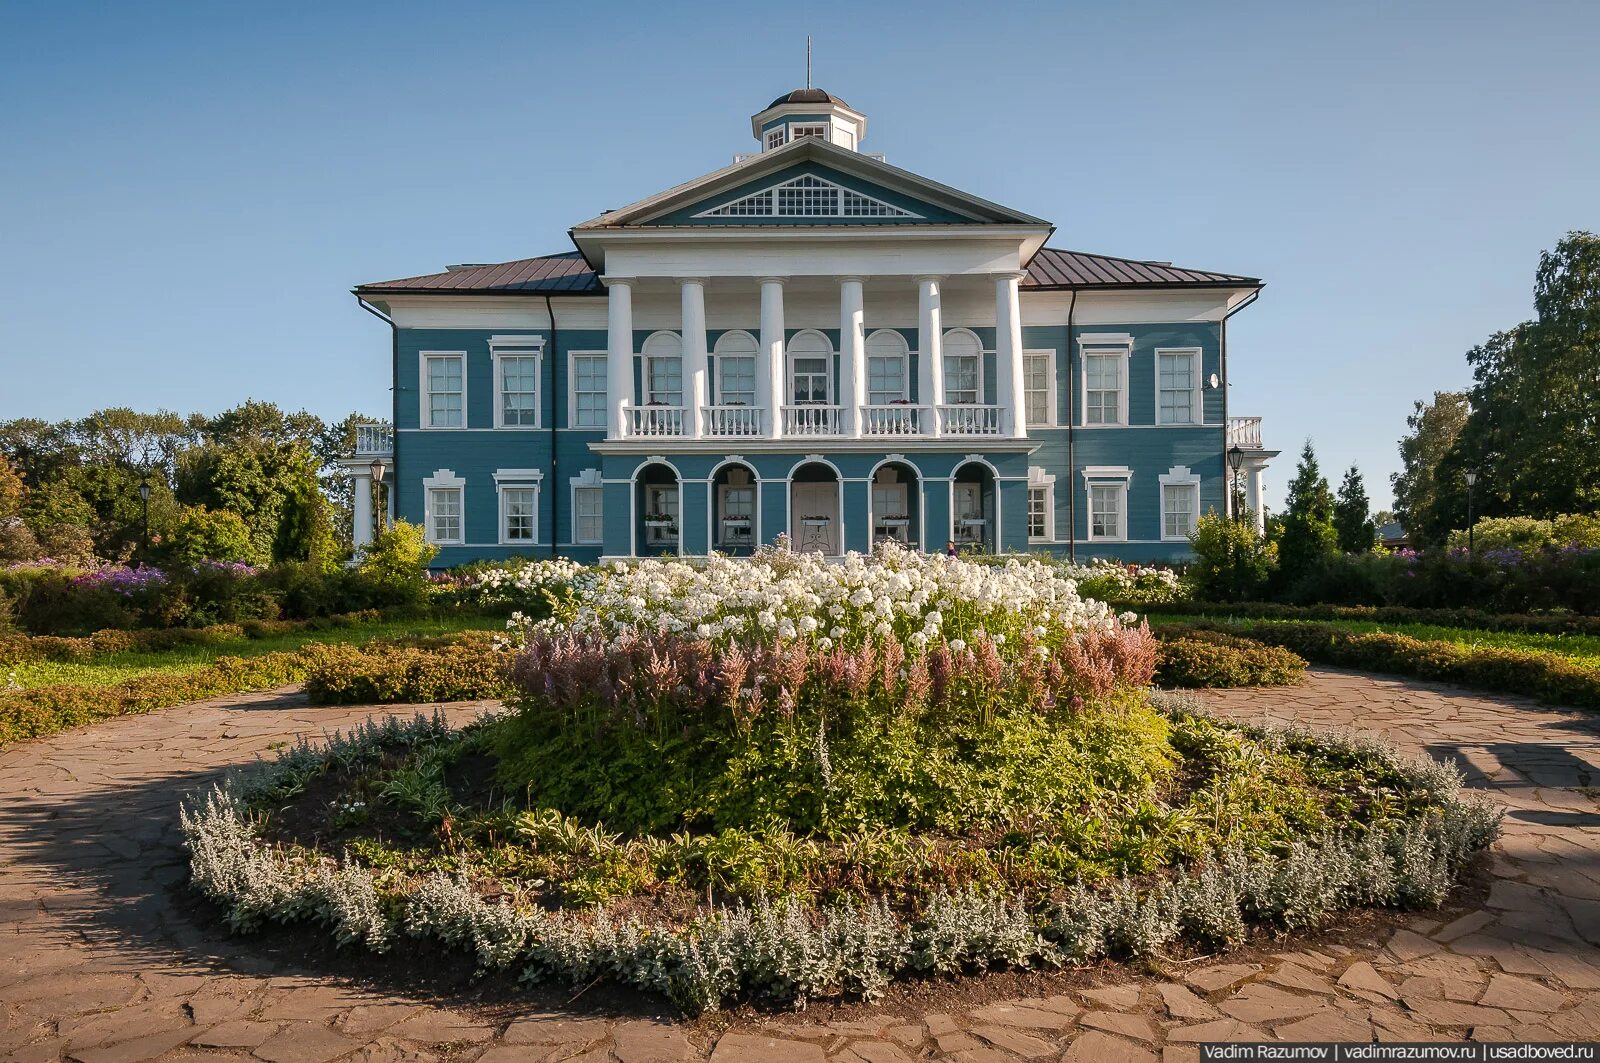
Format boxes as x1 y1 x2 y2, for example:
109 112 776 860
1333 465 1375 553
1276 440 1338 586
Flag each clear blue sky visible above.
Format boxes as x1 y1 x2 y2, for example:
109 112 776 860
3 0 1596 510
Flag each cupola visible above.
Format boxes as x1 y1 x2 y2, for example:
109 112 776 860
750 87 868 153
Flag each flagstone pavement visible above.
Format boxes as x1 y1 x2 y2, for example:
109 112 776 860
6 669 1600 1062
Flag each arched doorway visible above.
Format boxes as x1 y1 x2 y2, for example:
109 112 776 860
869 461 921 550
710 461 759 555
634 461 681 556
951 460 996 552
789 460 842 554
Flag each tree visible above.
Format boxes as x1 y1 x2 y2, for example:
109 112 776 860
165 506 258 565
1333 465 1375 553
1275 440 1338 587
1392 391 1469 542
0 454 24 522
1187 512 1277 601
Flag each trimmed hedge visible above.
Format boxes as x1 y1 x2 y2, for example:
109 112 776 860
0 652 311 746
1125 599 1600 638
0 611 382 665
302 636 510 706
1156 619 1600 710
1155 630 1307 688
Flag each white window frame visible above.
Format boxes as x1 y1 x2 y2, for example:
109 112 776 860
941 328 986 406
789 122 829 140
420 351 466 430
1155 347 1202 426
764 127 786 150
641 331 684 407
1159 465 1203 542
1027 466 1056 543
786 329 834 405
1079 334 1132 427
570 468 604 545
1023 349 1057 427
567 351 608 430
1082 466 1133 543
713 330 759 406
865 329 910 405
493 469 543 547
421 469 466 545
491 338 543 429
644 484 680 548
695 175 921 220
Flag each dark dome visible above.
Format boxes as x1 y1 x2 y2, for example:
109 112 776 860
766 87 850 109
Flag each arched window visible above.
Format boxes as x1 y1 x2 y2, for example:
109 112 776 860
786 330 833 405
640 331 683 407
864 329 910 405
942 328 983 405
714 330 758 406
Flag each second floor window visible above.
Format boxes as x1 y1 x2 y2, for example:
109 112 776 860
1085 352 1124 425
497 353 539 427
424 354 464 428
942 329 982 405
1158 350 1198 424
641 332 683 407
571 354 607 428
714 331 758 406
866 330 909 405
1024 352 1053 426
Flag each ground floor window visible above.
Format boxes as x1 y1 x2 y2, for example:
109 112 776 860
1163 482 1199 540
573 485 603 544
644 485 679 548
427 487 462 544
719 483 755 548
1028 487 1049 541
952 481 985 546
500 486 537 544
1089 483 1126 541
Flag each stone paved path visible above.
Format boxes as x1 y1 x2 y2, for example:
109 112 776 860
6 671 1600 1062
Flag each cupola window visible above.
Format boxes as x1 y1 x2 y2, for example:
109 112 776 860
790 123 828 139
764 127 786 150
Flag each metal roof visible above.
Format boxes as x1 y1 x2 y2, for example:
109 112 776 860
766 87 851 110
355 247 1258 296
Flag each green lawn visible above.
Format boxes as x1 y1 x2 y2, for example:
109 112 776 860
5 616 505 691
1146 612 1600 671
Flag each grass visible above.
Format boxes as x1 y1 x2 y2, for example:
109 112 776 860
4 616 504 691
1147 612 1600 671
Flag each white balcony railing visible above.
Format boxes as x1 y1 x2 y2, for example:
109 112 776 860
626 405 687 437
1228 416 1264 449
705 405 764 437
860 404 928 437
354 423 393 455
783 404 844 436
938 404 1003 436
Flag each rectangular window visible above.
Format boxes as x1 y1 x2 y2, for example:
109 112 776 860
867 355 906 405
573 486 603 544
571 354 607 428
646 356 682 407
718 356 756 406
1163 483 1199 540
427 487 462 543
1089 483 1124 540
501 487 537 543
791 356 830 404
1024 352 1052 426
424 354 464 428
1158 350 1198 425
497 353 539 427
1085 352 1123 425
790 123 828 139
764 127 786 150
944 354 980 405
1028 487 1049 541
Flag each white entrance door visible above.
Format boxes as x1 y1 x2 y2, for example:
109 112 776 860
791 482 840 554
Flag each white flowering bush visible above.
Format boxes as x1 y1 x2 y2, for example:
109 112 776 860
1063 557 1186 605
441 558 586 614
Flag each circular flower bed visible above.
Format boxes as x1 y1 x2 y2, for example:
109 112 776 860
182 545 1497 1013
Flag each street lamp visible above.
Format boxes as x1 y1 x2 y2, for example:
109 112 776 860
369 459 386 537
137 479 152 561
1465 470 1478 557
1227 445 1245 521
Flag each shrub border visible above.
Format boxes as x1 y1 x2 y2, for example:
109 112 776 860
1127 600 1600 637
180 697 1496 1014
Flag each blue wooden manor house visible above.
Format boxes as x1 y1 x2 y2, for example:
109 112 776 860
350 87 1274 565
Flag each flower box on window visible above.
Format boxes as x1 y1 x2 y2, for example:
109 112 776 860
643 513 677 531
801 516 832 527
721 517 751 528
876 517 910 527
958 517 989 527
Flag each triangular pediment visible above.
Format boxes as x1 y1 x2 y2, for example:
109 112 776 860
695 173 922 220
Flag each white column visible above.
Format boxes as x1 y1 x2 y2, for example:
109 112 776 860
606 278 634 439
759 277 786 439
351 472 373 547
1246 463 1266 534
995 271 1027 439
917 276 943 437
840 277 865 438
681 278 708 439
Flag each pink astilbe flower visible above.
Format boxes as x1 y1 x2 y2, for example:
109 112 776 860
902 653 931 713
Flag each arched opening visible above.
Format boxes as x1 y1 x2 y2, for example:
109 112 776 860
634 461 681 556
711 461 759 555
869 461 921 550
789 460 842 555
951 460 996 552
784 329 837 436
711 331 760 437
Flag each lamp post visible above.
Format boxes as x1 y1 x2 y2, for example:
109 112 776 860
1465 469 1478 558
369 459 386 538
1227 445 1245 522
137 479 152 562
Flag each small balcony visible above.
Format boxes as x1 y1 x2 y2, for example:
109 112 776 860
861 404 929 437
705 405 764 438
626 405 687 437
938 404 1003 436
1228 416 1264 449
783 404 844 436
353 423 393 456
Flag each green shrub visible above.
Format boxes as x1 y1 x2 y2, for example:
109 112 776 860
1448 514 1600 554
1154 630 1307 688
164 506 261 565
302 636 508 705
1186 514 1277 602
350 521 437 609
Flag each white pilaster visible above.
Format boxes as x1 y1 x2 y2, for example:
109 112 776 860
352 473 373 547
605 278 634 439
840 277 865 438
917 276 943 436
681 278 708 439
759 277 786 439
996 271 1027 439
